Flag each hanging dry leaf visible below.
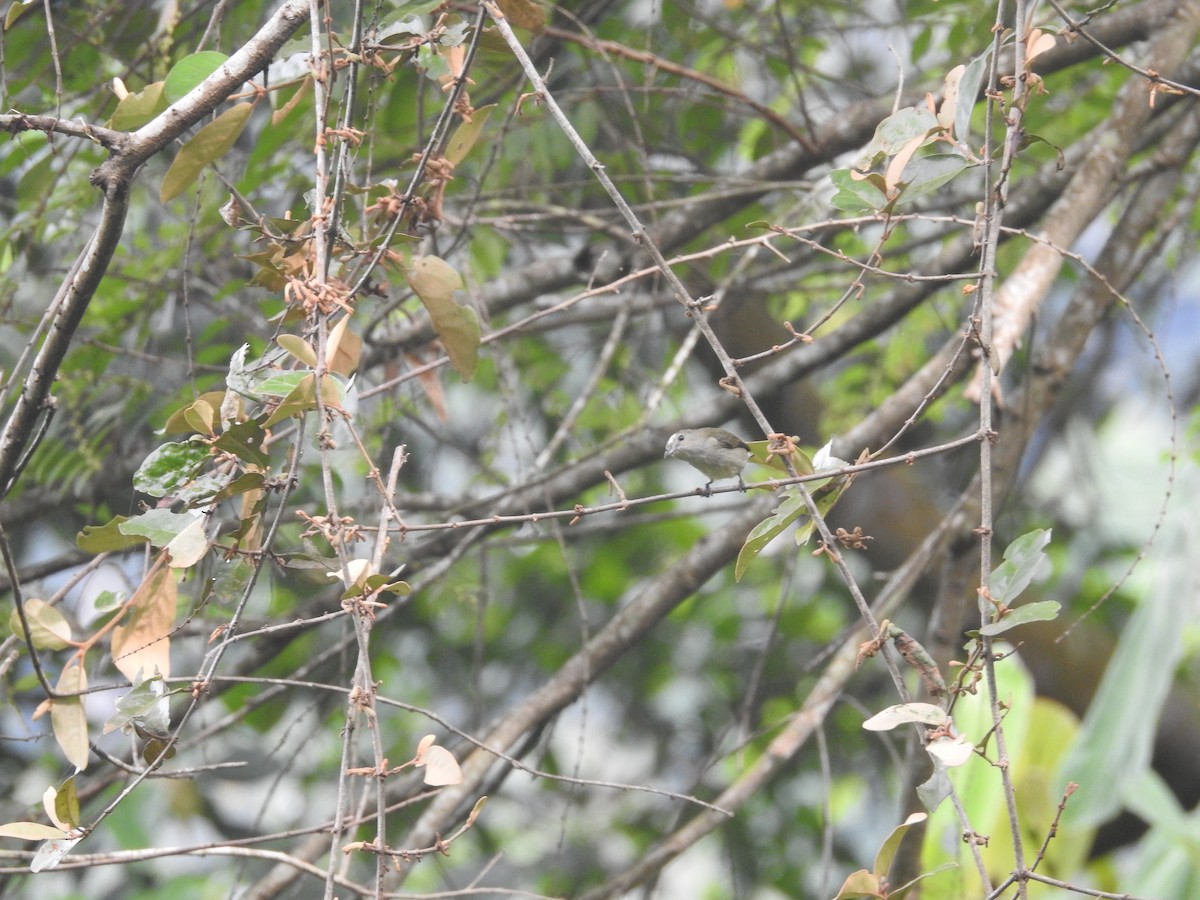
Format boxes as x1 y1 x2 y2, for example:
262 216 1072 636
415 735 463 786
111 559 176 682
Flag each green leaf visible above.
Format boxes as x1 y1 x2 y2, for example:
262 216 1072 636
53 778 81 831
890 863 958 899
160 102 254 202
830 168 887 213
978 600 1061 636
916 763 952 812
406 255 481 380
133 441 210 498
212 419 269 468
856 105 938 168
93 590 125 614
989 528 1052 606
262 374 317 427
262 373 345 427
745 441 814 476
358 574 412 598
954 49 991 147
733 473 849 581
108 675 171 735
78 516 148 552
253 371 310 397
163 51 229 103
735 488 807 581
108 81 168 131
874 813 927 879
1056 546 1187 827
118 509 199 546
893 154 972 204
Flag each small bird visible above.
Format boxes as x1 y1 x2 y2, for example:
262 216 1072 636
664 427 752 494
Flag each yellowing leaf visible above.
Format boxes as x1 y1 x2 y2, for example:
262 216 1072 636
937 65 964 133
162 391 226 434
165 516 209 569
271 74 312 126
4 0 38 30
111 562 176 682
51 662 90 772
0 822 67 841
9 598 72 650
161 102 254 202
277 333 318 366
326 315 362 376
182 398 217 436
406 256 481 381
262 372 345 427
927 734 974 767
445 104 496 165
51 778 81 831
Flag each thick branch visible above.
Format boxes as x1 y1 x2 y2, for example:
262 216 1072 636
92 1 310 188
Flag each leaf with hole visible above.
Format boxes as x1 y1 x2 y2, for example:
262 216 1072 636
109 81 168 131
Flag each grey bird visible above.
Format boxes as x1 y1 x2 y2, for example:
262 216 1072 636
664 427 751 494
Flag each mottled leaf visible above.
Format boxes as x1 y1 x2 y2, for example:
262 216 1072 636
133 441 209 498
